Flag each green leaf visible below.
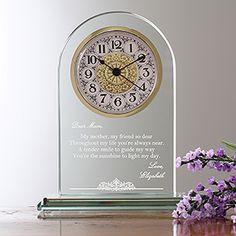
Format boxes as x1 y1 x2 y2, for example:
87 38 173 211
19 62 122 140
222 140 236 151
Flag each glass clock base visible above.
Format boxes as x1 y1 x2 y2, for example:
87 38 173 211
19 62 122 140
37 195 181 219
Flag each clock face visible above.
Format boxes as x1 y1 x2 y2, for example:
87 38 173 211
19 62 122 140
71 26 162 117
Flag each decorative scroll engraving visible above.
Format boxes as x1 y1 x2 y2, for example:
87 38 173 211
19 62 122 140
97 178 136 191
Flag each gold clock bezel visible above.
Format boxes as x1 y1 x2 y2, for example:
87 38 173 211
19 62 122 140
70 26 162 118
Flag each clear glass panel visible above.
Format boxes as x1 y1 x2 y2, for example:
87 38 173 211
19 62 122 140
58 11 176 199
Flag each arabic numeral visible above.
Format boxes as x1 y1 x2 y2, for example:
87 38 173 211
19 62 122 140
137 81 150 93
100 44 106 53
87 55 97 65
114 97 122 106
97 93 110 105
88 83 97 93
141 82 147 91
95 43 107 55
136 52 146 63
100 93 107 103
84 69 93 79
126 92 140 104
129 44 133 53
111 39 122 50
140 65 153 79
112 96 124 108
142 67 150 77
129 93 136 102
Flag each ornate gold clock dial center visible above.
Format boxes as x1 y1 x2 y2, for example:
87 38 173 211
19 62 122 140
96 52 138 94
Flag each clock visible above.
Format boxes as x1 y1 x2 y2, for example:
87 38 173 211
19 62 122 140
71 26 162 117
40 12 176 214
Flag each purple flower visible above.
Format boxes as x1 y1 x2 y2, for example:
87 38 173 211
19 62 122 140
187 160 202 172
174 145 236 221
217 180 227 191
208 176 216 185
194 147 202 157
190 210 201 220
174 201 191 219
205 188 213 198
182 212 191 219
207 161 215 169
177 146 236 173
215 204 226 217
222 163 232 172
228 192 236 201
176 202 186 212
204 203 214 213
231 215 236 224
229 176 236 185
176 157 182 168
212 195 223 205
193 194 202 203
186 151 197 161
217 210 226 217
187 189 195 198
172 210 179 218
182 197 191 210
214 162 223 171
195 182 205 191
206 149 214 158
217 148 225 157
223 194 231 201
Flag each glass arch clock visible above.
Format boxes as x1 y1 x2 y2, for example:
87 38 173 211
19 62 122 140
38 11 178 217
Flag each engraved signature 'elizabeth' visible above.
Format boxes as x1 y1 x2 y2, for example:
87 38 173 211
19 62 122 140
139 171 166 180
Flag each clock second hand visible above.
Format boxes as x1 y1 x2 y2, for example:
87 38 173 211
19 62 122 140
96 56 145 92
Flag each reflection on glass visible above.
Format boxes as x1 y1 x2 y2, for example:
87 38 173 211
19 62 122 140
173 218 236 236
57 215 236 236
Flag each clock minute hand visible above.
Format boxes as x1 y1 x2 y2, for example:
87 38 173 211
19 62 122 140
119 74 144 91
120 54 146 70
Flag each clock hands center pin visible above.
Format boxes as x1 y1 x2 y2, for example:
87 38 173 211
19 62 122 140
96 55 145 92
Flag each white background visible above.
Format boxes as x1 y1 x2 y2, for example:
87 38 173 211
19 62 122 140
0 0 235 206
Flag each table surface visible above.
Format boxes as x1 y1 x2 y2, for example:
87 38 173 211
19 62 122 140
0 208 235 236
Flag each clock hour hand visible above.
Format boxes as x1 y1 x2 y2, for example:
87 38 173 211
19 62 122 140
120 54 146 70
95 56 113 71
